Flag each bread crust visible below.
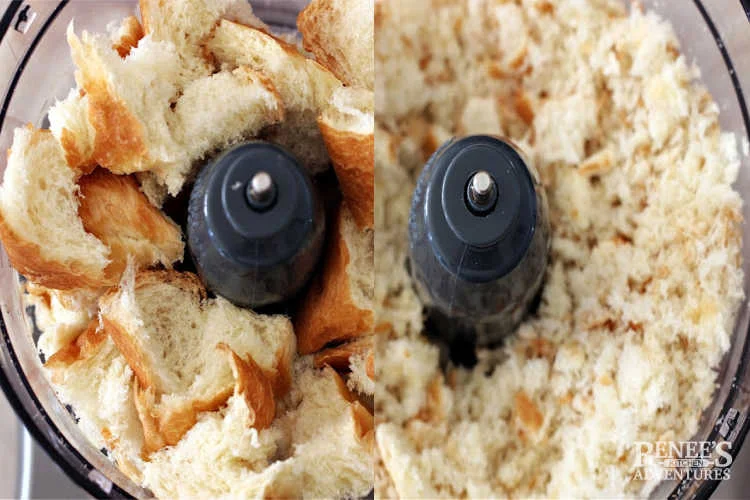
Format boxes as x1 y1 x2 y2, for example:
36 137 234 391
318 117 374 229
59 126 97 175
78 169 184 281
68 30 149 174
45 319 106 378
223 345 275 430
112 15 144 58
295 204 374 354
100 270 205 390
134 381 235 454
103 269 291 453
0 212 108 290
313 335 374 371
138 0 153 36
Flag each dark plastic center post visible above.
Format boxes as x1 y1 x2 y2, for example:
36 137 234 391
408 135 550 349
187 141 325 309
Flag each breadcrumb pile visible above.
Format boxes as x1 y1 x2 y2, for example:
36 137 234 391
374 0 744 497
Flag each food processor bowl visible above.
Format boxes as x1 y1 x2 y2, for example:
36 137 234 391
2 0 750 498
0 1 306 497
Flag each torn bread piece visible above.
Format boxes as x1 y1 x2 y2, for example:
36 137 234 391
207 20 342 172
295 202 374 354
314 335 375 398
167 65 285 187
100 269 295 452
77 168 184 281
349 345 375 397
298 0 374 89
319 86 374 229
275 363 374 496
110 15 144 58
47 17 144 172
67 26 191 176
67 25 284 195
141 360 373 499
0 126 110 289
44 320 146 483
26 284 100 359
139 0 266 60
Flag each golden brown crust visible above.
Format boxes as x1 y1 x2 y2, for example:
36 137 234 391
0 212 109 290
44 319 106 379
133 268 206 297
68 31 149 174
297 0 352 87
514 390 543 434
112 15 144 58
88 80 149 174
132 385 166 454
59 126 97 174
294 204 374 354
78 168 184 281
100 270 204 391
350 400 374 449
313 335 374 371
318 118 374 230
102 316 156 390
270 337 294 398
223 345 276 430
366 350 374 379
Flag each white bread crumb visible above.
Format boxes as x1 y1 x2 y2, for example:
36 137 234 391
375 0 745 497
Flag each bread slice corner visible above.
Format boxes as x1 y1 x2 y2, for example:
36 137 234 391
319 86 374 229
295 202 374 354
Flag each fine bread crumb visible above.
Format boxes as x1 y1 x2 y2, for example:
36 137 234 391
374 0 744 498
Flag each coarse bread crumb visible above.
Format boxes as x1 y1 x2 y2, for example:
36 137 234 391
375 0 744 498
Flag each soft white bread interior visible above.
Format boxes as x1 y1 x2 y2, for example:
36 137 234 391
167 66 285 184
139 0 266 61
295 202 374 354
67 26 190 176
25 284 100 359
47 90 96 173
319 86 374 229
99 269 295 452
77 168 184 281
48 15 144 172
0 126 110 289
298 0 374 89
67 25 284 195
206 20 342 173
142 360 373 499
45 321 146 482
